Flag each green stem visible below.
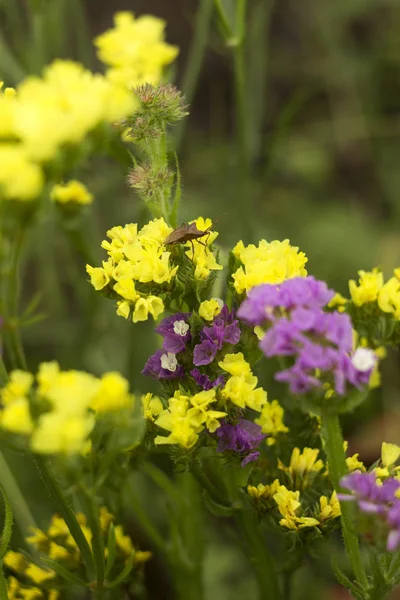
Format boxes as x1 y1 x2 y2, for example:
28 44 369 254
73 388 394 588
235 509 282 600
33 455 95 581
0 565 9 600
320 410 369 590
5 227 27 371
174 0 214 150
233 0 250 173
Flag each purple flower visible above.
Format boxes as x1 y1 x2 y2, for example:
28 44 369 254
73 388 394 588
238 277 376 396
216 419 266 466
193 339 218 366
339 472 400 551
156 313 191 354
193 306 241 366
190 369 225 390
142 349 185 380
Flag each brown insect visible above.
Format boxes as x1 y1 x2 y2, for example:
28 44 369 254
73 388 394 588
164 222 212 258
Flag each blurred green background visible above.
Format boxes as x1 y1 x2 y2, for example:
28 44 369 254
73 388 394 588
2 0 400 597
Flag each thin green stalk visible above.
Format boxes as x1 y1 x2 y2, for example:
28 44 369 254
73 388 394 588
174 0 214 150
232 0 250 173
0 566 9 600
69 0 94 67
33 455 95 581
7 228 27 371
320 410 369 590
235 509 282 600
128 481 166 554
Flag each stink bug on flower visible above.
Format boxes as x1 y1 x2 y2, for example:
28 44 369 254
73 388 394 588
164 221 212 258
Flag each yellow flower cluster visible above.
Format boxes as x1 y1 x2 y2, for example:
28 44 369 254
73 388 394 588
254 399 289 445
273 486 340 532
0 364 134 454
184 218 223 280
154 389 226 449
231 239 308 295
5 508 150 599
87 218 177 323
278 447 324 491
94 12 178 90
0 12 177 203
349 267 400 319
343 441 365 473
218 353 267 412
199 297 223 321
51 180 93 206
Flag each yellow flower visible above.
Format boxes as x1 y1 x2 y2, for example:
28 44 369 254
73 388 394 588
327 292 348 312
199 298 223 321
382 442 400 468
155 392 201 449
232 239 308 294
141 393 164 421
94 12 178 88
349 268 383 306
278 447 324 488
218 352 251 377
113 278 138 301
0 144 43 201
25 564 55 584
30 412 95 454
86 264 111 290
116 300 131 319
51 180 93 205
37 368 99 415
343 441 365 473
1 370 33 404
273 486 319 531
4 551 27 572
255 400 288 445
318 492 341 522
0 398 33 434
221 368 267 412
378 277 400 319
90 372 134 413
114 525 134 556
248 479 280 500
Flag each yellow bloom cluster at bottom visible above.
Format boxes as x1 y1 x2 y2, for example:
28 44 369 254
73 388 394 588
253 485 341 532
154 389 226 449
5 508 151 598
0 363 134 454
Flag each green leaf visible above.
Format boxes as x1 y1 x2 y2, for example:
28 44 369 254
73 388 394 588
79 489 105 588
105 523 117 579
41 557 87 587
202 490 237 517
0 486 13 560
107 551 136 589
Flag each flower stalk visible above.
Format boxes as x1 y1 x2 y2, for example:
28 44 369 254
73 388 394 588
320 410 369 590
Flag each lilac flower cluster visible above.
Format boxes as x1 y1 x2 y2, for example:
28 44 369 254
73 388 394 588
142 306 240 386
216 419 266 466
142 313 190 380
238 277 376 395
339 471 400 551
193 306 241 366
